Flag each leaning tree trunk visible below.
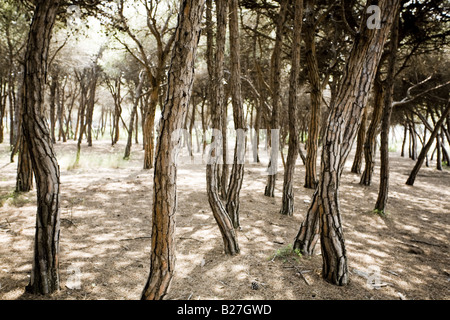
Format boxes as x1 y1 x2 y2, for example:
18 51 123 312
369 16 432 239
280 0 303 216
22 0 61 295
374 12 399 213
206 0 240 254
351 106 367 174
360 75 384 185
293 0 401 285
141 0 205 300
406 99 450 186
225 0 246 228
264 0 288 197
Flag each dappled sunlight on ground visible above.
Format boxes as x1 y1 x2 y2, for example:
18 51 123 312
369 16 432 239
0 140 449 300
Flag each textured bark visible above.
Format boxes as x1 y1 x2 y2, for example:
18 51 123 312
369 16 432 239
22 0 61 295
143 88 158 169
360 77 384 185
226 0 246 228
141 0 205 300
304 0 321 189
280 0 303 216
16 135 33 192
206 0 239 254
374 12 399 213
351 106 367 174
264 1 288 197
294 0 400 285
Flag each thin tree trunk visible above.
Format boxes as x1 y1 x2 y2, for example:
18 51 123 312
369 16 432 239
401 120 407 157
280 0 303 216
206 0 240 254
141 0 205 300
86 66 98 147
264 1 288 197
374 12 399 213
406 99 450 185
351 106 367 174
124 72 144 160
225 0 247 228
49 69 58 144
360 76 384 185
304 0 321 189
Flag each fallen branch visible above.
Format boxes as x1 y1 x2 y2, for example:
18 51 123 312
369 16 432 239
119 236 152 241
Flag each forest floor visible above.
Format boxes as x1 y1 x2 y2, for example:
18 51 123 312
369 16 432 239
0 139 449 300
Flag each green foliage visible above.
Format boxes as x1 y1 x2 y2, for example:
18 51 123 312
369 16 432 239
269 244 302 263
373 208 389 218
0 190 32 207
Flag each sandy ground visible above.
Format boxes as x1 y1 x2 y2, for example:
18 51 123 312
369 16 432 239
0 139 449 300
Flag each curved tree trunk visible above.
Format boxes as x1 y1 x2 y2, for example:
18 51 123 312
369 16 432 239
226 0 246 228
264 0 288 197
293 0 401 285
141 0 205 300
406 99 450 185
206 0 240 254
22 0 61 295
280 0 303 216
374 12 400 213
360 76 384 185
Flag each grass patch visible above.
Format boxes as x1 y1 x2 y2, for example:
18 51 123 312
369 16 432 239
0 190 32 207
63 152 128 171
373 208 389 218
269 244 302 263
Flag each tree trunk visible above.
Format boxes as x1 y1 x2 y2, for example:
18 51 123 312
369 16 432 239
304 0 321 189
406 100 450 185
351 106 367 174
22 0 61 295
143 88 158 169
206 0 240 254
401 120 407 157
49 69 58 144
360 76 384 185
280 0 303 216
124 72 144 160
264 0 288 197
374 11 399 213
225 0 246 228
436 133 442 170
16 135 34 192
86 66 98 147
140 0 205 300
294 0 400 285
